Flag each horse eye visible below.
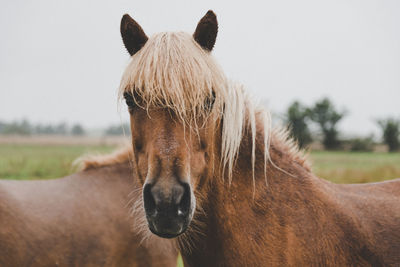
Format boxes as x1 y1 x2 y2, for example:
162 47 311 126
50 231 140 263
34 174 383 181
205 91 216 111
200 140 207 150
135 140 143 152
124 92 135 109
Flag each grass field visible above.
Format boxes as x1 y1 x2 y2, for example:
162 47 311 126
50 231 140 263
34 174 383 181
0 143 115 179
310 151 400 183
1 143 399 183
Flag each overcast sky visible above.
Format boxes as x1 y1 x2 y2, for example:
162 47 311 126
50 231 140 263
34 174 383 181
0 0 399 136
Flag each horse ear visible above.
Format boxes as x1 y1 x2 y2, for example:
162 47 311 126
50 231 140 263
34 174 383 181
120 14 148 56
193 10 218 51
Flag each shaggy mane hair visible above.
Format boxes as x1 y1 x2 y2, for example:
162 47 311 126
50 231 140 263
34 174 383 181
77 31 310 180
118 31 272 182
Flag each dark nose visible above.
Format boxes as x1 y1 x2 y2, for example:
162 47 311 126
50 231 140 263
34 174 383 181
143 182 191 238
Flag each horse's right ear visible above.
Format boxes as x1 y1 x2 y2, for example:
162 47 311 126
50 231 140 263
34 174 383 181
120 14 148 56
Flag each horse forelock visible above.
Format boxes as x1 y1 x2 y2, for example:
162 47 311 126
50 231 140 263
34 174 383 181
119 32 225 118
118 31 274 182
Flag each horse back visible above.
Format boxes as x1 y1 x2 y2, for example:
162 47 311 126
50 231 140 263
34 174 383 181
325 178 400 266
0 164 177 267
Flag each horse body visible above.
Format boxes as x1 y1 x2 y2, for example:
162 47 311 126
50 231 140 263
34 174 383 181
0 159 176 267
180 131 400 267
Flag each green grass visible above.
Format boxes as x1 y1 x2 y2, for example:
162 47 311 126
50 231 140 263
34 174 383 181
0 144 115 180
1 144 400 183
177 255 184 267
310 151 400 183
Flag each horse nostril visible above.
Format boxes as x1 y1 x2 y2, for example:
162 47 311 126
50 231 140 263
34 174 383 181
143 183 157 216
144 182 192 220
177 183 191 217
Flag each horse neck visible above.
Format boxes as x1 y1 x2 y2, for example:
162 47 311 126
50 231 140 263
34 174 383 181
180 126 322 266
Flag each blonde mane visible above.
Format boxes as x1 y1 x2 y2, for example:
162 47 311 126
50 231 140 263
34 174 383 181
76 31 310 182
118 31 272 182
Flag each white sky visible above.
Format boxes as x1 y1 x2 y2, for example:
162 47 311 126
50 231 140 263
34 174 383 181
0 0 399 136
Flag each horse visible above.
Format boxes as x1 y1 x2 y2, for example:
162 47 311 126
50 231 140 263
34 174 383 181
118 10 400 266
0 148 177 266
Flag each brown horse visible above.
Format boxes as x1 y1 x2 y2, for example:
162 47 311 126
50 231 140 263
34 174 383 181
0 148 177 266
118 10 400 266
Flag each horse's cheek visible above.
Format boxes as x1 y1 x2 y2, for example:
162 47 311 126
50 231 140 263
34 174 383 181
190 152 206 179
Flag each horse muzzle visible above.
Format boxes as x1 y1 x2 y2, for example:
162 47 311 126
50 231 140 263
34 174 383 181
143 181 192 238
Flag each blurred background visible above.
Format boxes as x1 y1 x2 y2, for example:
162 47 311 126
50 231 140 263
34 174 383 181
0 0 399 184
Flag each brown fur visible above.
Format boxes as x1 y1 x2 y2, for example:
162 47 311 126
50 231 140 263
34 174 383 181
0 161 177 266
126 108 400 266
121 14 148 56
177 121 400 266
193 10 218 51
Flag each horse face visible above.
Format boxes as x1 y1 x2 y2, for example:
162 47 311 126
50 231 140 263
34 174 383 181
128 106 213 238
121 10 219 239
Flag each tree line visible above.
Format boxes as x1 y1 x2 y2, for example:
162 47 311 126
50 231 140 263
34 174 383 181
0 120 131 137
0 120 85 136
285 98 400 152
1 99 399 152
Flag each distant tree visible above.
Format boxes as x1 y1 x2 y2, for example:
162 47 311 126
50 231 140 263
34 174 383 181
348 136 374 152
34 124 44 134
35 124 55 135
285 101 312 148
0 121 5 133
71 124 85 136
1 119 32 135
377 118 400 152
34 123 68 135
308 98 345 150
104 123 131 136
54 122 68 135
0 120 79 136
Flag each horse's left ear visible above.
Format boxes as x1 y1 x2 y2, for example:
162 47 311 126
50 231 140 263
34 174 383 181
193 10 218 51
120 14 148 56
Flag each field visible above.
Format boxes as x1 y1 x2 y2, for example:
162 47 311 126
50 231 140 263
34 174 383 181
1 143 399 183
0 143 115 179
310 151 400 183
